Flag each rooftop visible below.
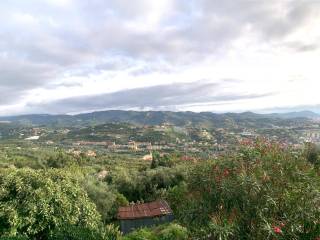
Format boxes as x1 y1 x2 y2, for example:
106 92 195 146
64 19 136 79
117 200 172 220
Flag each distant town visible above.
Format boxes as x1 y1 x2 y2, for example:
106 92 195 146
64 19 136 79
1 110 319 161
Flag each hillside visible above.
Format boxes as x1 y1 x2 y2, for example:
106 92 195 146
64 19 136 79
0 110 317 128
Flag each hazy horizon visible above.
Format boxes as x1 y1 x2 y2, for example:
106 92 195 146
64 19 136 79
1 0 320 115
0 108 319 118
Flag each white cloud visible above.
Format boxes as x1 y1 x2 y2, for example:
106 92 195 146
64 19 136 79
45 0 73 7
0 0 320 115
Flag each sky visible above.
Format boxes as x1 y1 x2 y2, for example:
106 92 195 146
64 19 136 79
0 0 320 116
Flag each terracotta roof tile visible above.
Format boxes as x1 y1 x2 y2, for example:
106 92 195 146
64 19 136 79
117 200 172 220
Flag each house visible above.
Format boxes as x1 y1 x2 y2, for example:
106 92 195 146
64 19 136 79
128 141 138 151
86 150 97 157
25 136 40 140
117 200 174 234
97 170 108 180
142 153 153 161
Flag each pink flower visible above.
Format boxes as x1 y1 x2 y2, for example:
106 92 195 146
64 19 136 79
223 169 230 177
273 226 282 234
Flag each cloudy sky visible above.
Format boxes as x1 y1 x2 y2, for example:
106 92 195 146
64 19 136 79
1 0 320 116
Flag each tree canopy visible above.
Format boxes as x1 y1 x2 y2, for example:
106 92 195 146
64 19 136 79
0 168 101 239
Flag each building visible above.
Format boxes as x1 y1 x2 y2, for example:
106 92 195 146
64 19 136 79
97 170 108 180
128 141 138 151
142 153 153 161
117 200 174 234
86 150 97 157
25 136 40 140
301 129 320 143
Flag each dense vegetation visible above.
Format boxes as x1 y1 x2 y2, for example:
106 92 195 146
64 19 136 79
0 169 101 239
168 140 320 239
0 139 319 239
0 110 316 128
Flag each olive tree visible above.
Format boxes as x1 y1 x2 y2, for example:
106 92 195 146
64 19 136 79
0 168 101 239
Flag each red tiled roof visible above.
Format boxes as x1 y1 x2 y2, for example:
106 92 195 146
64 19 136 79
117 200 172 220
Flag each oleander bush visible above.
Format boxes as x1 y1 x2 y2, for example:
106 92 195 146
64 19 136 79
167 140 320 239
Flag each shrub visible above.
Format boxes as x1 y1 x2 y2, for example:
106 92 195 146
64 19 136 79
46 151 73 168
304 142 320 167
0 237 28 240
103 224 122 240
151 152 173 169
112 166 185 202
83 177 128 223
48 224 121 240
168 140 320 239
158 223 188 240
49 225 104 240
122 228 156 240
123 223 187 240
0 169 101 239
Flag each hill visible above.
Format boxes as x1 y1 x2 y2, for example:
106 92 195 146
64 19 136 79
267 110 320 119
0 110 317 128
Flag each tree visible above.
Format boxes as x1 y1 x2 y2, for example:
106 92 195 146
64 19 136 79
151 152 161 169
151 152 173 169
46 150 72 168
83 176 128 223
0 168 101 239
304 142 320 167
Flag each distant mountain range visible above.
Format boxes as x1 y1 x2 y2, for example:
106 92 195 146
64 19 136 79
265 111 320 119
0 110 318 128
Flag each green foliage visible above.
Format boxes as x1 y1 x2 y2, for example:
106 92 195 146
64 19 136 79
304 142 320 167
123 224 187 240
0 237 28 240
83 176 128 223
46 150 90 169
46 150 73 168
157 223 188 240
104 224 122 240
151 152 173 169
49 224 121 240
122 228 157 240
168 141 320 239
111 166 185 202
0 168 101 239
1 135 320 239
49 225 104 240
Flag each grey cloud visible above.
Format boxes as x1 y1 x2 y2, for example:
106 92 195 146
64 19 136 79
5 0 317 67
0 57 59 104
0 87 25 104
0 0 319 111
285 42 319 52
46 81 83 89
198 0 317 39
27 81 274 114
